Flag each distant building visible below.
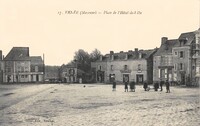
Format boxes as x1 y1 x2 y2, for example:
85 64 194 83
60 63 78 83
153 29 200 86
1 47 44 83
0 50 3 83
91 48 157 84
45 65 60 83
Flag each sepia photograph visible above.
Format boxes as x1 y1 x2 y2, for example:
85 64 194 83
0 0 199 126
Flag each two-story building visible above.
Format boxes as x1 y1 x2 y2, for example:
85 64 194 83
60 63 78 83
2 47 44 83
91 48 157 84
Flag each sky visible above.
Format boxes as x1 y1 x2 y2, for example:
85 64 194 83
0 0 199 65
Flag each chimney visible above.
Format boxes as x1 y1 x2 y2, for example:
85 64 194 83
161 37 168 45
125 53 128 60
139 53 142 59
135 48 138 52
110 51 114 61
0 50 2 60
99 55 103 61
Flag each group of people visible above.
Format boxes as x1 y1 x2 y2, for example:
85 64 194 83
112 78 170 93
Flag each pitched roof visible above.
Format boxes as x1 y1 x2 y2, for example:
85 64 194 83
30 56 43 64
97 49 157 62
154 39 178 56
4 47 29 60
176 32 195 46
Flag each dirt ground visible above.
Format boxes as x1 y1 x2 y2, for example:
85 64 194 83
0 84 199 126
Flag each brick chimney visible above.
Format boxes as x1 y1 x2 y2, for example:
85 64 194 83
0 50 2 60
110 51 114 61
99 55 103 61
161 37 168 45
135 48 138 52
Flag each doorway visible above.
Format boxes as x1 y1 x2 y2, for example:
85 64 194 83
136 74 144 84
123 74 129 83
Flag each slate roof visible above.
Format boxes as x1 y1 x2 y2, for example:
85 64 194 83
30 56 43 64
97 49 157 62
4 47 30 60
154 39 178 56
177 32 195 46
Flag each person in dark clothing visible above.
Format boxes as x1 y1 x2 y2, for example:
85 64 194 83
143 81 148 91
124 77 128 92
160 80 164 91
165 80 170 93
154 81 159 91
112 79 116 91
129 79 136 92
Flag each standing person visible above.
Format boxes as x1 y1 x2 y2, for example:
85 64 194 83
129 79 136 92
112 79 116 91
160 80 163 91
154 81 159 91
124 77 128 92
143 81 148 91
165 80 170 93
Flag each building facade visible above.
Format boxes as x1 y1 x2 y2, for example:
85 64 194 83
153 38 178 82
91 48 157 84
1 47 44 83
153 29 200 86
45 65 60 83
60 63 78 83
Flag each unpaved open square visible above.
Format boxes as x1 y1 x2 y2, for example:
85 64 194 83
0 84 199 126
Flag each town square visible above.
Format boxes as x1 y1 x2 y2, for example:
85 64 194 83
0 0 199 126
0 84 199 126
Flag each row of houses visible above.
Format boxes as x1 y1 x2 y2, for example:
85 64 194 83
91 29 200 86
0 29 199 85
0 47 79 84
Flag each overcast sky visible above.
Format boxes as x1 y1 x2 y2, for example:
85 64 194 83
0 0 199 65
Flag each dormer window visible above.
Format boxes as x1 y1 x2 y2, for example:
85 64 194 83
124 65 128 70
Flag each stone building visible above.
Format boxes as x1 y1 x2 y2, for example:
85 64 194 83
91 48 157 84
1 47 44 83
60 63 78 83
153 29 200 86
153 38 178 82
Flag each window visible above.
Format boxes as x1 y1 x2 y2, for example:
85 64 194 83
124 65 128 70
25 75 28 78
138 64 141 70
21 67 24 72
25 67 29 72
179 63 183 70
21 75 24 78
6 68 11 73
111 65 113 70
17 67 21 72
98 65 102 70
35 66 38 72
174 52 177 56
179 51 184 58
69 69 74 74
174 64 177 71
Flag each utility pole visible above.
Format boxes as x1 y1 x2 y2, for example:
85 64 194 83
43 53 45 83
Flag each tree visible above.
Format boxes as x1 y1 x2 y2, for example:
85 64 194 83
74 49 90 72
90 48 101 62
